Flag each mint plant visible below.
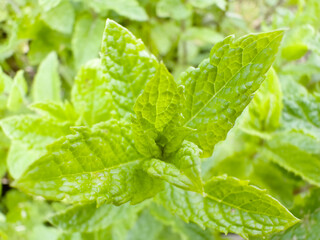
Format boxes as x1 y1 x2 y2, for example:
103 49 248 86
0 19 300 239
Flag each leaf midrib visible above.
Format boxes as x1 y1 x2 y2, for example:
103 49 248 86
183 33 282 127
204 189 294 221
19 159 142 182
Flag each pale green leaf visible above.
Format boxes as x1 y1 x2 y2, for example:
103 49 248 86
262 131 320 186
58 228 113 240
1 190 59 240
189 0 226 10
71 59 114 125
206 129 301 207
15 120 163 205
149 203 217 240
0 115 72 178
150 22 180 56
125 209 183 240
0 67 12 94
281 43 308 61
156 0 191 20
240 68 282 137
156 176 298 239
50 202 143 232
0 67 13 110
32 52 61 103
271 189 320 240
181 30 284 157
38 0 61 11
282 93 320 140
7 70 28 111
272 209 320 240
100 19 158 119
88 0 148 21
41 0 75 34
105 0 148 21
127 210 165 240
280 24 314 61
30 101 78 123
0 115 71 151
72 15 105 70
182 27 224 44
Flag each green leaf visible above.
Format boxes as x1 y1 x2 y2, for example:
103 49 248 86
50 202 143 232
156 176 298 239
0 115 72 179
262 131 320 186
0 190 59 240
182 27 224 44
72 15 105 70
71 59 114 125
132 63 185 158
30 101 78 124
150 22 180 56
88 0 148 21
272 209 320 240
180 30 284 157
205 128 300 207
105 0 148 21
143 141 203 192
38 0 61 11
27 26 68 65
127 210 166 240
100 19 158 119
0 67 13 110
281 43 308 61
7 70 28 111
156 0 191 20
271 188 320 240
240 68 283 137
280 24 314 61
32 52 61 103
149 203 217 240
58 228 114 240
41 0 75 34
134 63 180 132
189 0 226 10
282 93 320 140
15 120 163 205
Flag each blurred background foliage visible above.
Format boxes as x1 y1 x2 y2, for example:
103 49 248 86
0 0 320 239
1 0 319 92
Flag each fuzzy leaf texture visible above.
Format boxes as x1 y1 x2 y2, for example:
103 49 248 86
156 176 299 239
132 63 190 158
71 59 115 125
15 121 163 205
100 19 158 119
143 141 203 193
0 115 72 179
180 30 284 157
